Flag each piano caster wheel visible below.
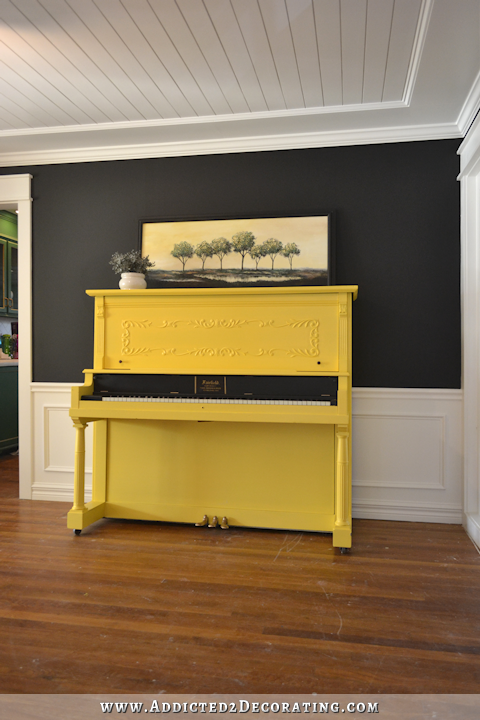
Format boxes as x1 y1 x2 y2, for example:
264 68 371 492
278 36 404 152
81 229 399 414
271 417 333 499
195 515 209 527
339 547 349 554
220 517 229 529
208 516 218 528
73 529 82 536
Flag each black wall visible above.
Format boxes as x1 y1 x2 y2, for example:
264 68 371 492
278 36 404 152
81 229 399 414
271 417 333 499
2 139 461 387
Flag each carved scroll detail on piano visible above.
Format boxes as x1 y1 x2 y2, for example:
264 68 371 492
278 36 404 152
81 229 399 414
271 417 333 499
190 319 247 329
123 320 152 329
122 320 155 356
173 347 244 357
154 318 318 331
120 318 320 359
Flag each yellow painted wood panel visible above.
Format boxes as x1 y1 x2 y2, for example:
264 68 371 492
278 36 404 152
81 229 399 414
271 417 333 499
104 418 335 530
102 294 339 373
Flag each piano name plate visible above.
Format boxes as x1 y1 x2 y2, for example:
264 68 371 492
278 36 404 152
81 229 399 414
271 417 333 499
68 286 357 549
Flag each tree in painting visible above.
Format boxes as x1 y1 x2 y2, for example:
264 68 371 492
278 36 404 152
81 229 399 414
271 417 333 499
262 238 284 269
211 237 232 269
231 231 256 270
281 242 301 270
171 241 194 272
249 243 267 269
194 241 214 270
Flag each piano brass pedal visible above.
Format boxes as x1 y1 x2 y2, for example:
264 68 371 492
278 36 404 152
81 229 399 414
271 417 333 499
220 517 229 530
195 515 209 527
208 516 218 528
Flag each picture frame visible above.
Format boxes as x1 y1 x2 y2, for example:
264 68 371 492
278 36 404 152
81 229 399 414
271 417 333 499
139 212 335 289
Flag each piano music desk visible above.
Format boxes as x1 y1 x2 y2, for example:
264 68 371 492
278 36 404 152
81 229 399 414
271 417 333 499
68 286 357 549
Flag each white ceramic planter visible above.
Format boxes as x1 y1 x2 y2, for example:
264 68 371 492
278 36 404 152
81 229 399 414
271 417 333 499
119 272 147 290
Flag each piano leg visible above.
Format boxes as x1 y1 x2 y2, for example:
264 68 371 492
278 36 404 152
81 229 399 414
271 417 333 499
72 419 88 513
67 418 92 534
66 419 109 533
333 425 352 549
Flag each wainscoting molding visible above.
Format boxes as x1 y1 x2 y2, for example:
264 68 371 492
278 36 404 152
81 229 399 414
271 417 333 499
31 384 93 503
352 388 463 523
30 383 463 524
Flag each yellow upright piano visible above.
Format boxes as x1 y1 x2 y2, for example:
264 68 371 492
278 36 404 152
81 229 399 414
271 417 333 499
68 285 357 550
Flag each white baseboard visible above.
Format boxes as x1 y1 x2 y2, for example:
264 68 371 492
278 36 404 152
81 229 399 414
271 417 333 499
353 500 462 524
464 513 480 551
30 383 464 525
32 481 92 503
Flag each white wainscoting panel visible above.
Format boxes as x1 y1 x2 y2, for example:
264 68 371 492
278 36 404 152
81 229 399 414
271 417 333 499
31 384 93 502
352 388 463 523
30 383 463 523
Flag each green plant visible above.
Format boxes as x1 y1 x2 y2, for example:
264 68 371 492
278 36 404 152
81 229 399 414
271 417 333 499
109 249 155 275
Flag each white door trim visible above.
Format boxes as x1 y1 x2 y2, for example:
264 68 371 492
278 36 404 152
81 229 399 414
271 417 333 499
0 174 33 499
458 114 480 547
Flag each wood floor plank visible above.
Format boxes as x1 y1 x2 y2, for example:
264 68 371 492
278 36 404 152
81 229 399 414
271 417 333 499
0 454 479 693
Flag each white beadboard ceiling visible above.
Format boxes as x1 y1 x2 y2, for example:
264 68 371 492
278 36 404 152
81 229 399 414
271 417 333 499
0 0 478 165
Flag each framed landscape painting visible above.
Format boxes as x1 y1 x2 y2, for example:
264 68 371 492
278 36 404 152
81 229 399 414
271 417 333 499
139 213 334 289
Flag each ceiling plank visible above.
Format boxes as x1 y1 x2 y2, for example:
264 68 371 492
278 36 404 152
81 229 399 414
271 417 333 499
229 0 285 112
259 0 304 109
176 0 250 115
287 0 324 108
29 0 160 121
383 0 422 102
363 0 394 104
205 0 269 113
2 0 127 123
0 98 32 129
314 0 342 107
0 76 56 127
0 19 111 124
92 0 198 118
62 0 178 119
0 50 88 125
120 0 212 117
147 0 232 116
13 0 148 122
340 0 367 106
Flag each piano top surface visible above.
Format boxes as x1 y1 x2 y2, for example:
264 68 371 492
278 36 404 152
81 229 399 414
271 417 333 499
86 285 358 300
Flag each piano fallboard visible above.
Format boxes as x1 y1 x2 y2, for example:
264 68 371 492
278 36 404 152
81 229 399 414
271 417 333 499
81 372 338 404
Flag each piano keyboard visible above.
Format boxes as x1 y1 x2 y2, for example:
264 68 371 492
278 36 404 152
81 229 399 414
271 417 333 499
100 396 332 406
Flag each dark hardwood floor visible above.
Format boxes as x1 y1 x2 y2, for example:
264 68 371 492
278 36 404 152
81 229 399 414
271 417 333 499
0 451 19 499
0 452 479 694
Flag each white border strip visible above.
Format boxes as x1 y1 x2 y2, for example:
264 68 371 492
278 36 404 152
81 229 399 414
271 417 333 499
0 123 461 167
402 0 435 106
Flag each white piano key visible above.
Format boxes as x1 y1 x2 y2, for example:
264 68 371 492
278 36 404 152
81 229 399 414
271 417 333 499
97 394 333 407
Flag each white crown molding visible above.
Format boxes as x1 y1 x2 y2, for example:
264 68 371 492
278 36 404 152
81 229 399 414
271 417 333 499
458 105 480 177
0 123 461 167
0 101 408 140
457 68 480 137
402 0 435 106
